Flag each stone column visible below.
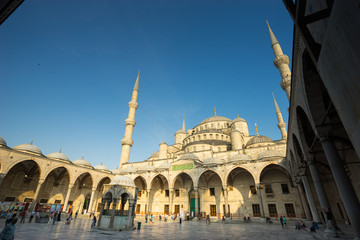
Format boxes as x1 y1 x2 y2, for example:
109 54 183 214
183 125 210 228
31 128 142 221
87 187 96 213
297 183 311 219
169 188 173 214
320 135 360 238
308 160 338 235
109 199 118 229
62 184 74 213
301 175 320 222
128 200 135 229
256 183 265 218
194 188 199 216
30 178 45 212
0 173 6 187
224 187 229 218
147 190 151 214
97 200 106 227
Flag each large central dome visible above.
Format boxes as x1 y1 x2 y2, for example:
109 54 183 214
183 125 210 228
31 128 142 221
200 116 232 124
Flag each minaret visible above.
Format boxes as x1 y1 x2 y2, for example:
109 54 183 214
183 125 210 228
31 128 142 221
182 115 186 131
266 21 291 101
119 70 140 167
273 93 287 139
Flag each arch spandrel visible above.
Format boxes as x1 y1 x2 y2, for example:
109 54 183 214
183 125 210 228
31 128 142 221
170 171 196 189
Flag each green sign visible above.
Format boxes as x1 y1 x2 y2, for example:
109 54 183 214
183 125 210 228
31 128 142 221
172 163 194 171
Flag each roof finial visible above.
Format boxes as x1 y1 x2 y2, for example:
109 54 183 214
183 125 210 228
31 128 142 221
133 69 140 91
30 140 33 145
101 161 103 165
255 123 259 136
82 154 84 159
59 147 62 153
182 114 186 131
214 107 217 117
237 114 240 118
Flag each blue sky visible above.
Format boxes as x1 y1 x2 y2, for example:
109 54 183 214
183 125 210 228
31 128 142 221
0 1 293 170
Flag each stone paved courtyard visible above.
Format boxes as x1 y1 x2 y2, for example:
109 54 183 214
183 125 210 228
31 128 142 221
0 217 322 240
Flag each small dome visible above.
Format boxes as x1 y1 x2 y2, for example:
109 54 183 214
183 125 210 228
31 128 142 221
203 157 223 166
110 175 135 187
233 116 246 122
229 153 252 163
178 153 199 162
200 116 232 124
123 166 137 173
47 152 70 162
258 150 285 160
137 164 155 173
14 142 42 155
112 169 122 175
73 158 92 167
247 135 272 146
149 151 159 158
156 162 171 171
0 136 7 146
94 163 109 171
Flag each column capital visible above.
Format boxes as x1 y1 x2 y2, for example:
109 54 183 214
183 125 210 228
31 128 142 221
91 187 97 192
316 125 332 142
68 183 75 189
38 178 45 185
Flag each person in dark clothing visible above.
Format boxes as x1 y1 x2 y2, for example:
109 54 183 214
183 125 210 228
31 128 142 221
20 211 26 223
91 215 97 228
280 216 284 228
57 211 61 221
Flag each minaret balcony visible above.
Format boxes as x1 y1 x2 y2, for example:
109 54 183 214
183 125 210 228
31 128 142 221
128 101 139 109
125 119 136 126
273 55 289 68
121 138 134 146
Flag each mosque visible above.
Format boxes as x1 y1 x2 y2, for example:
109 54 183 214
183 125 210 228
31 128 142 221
0 22 299 220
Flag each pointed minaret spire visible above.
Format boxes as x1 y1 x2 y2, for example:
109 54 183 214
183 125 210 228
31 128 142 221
182 115 186 131
272 93 287 140
119 71 140 168
255 123 259 136
266 21 291 101
214 107 217 116
59 147 62 153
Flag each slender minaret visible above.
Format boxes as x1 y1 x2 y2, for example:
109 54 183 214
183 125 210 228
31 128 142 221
119 70 140 167
182 115 186 131
272 93 287 139
266 21 291 101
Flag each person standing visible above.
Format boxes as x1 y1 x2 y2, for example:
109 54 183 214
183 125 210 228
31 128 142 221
0 217 18 240
280 216 284 228
179 215 182 224
283 216 287 228
75 211 78 219
20 211 26 223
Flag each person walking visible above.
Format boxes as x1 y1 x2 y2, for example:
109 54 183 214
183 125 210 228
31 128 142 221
91 215 96 228
28 212 35 223
53 212 58 225
75 211 78 219
280 216 284 228
20 211 26 223
145 213 148 223
0 217 18 240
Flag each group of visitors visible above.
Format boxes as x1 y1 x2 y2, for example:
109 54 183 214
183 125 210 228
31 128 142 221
243 216 251 223
279 216 288 228
47 211 61 225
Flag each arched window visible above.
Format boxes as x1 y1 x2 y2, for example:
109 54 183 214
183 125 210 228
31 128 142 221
221 135 224 140
218 147 221 152
216 134 219 140
217 123 220 128
210 134 213 139
194 146 196 151
205 125 208 129
197 135 200 141
211 124 214 128
203 134 207 140
200 126 203 131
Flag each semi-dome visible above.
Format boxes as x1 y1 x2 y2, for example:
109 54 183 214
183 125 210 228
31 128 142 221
94 163 109 171
156 162 171 171
178 153 199 162
200 116 232 124
47 151 70 162
258 150 285 160
137 164 155 173
229 153 252 163
14 142 42 155
73 157 92 167
123 166 137 174
0 136 7 146
110 175 135 187
246 135 272 146
149 151 159 158
203 157 223 166
112 169 122 175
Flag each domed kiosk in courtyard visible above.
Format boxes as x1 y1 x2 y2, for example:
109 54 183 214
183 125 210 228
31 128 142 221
97 175 138 231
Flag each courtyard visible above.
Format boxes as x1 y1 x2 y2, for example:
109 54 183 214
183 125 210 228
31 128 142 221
0 217 321 240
